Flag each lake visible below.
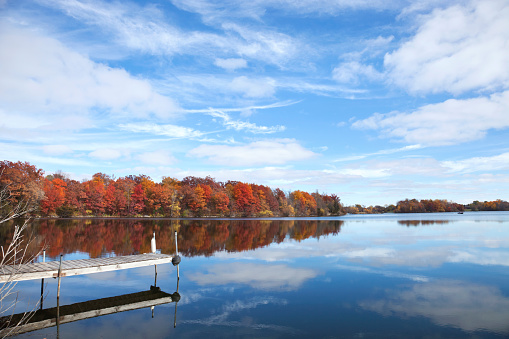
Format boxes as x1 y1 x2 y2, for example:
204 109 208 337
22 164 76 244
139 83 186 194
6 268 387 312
2 212 509 338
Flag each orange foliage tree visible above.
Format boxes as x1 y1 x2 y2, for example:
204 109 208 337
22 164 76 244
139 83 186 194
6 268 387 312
291 190 317 216
40 178 67 215
0 160 45 215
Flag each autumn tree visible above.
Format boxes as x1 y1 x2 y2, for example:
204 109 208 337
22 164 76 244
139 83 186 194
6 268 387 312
83 175 106 215
327 194 342 215
291 190 317 216
115 177 136 215
161 177 181 217
274 188 294 216
59 179 86 216
131 184 146 215
233 182 256 216
190 185 207 215
40 178 67 215
0 161 45 216
210 191 229 216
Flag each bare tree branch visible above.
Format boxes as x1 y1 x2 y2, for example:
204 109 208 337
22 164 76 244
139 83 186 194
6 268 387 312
0 173 43 338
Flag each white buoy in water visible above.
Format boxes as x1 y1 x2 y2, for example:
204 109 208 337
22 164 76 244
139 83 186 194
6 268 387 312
151 232 156 253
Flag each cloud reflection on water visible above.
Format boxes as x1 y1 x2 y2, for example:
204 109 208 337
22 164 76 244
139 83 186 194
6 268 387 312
212 217 509 269
189 262 318 291
335 264 429 282
181 296 300 335
359 280 509 334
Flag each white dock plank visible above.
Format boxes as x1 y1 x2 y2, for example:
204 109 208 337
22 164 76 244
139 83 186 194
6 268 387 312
0 253 175 282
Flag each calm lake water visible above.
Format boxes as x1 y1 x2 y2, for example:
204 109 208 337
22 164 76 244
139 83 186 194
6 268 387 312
3 212 509 338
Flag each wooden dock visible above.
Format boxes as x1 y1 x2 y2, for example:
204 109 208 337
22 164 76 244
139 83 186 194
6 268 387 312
0 253 176 283
0 287 179 336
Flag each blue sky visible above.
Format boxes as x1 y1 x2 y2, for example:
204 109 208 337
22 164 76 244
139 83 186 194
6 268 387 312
1 0 508 206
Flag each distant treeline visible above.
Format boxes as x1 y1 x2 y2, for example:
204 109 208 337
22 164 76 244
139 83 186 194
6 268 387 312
344 198 509 214
2 161 506 219
0 161 343 218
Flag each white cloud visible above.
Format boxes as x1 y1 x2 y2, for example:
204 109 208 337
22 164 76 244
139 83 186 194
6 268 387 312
352 91 509 145
0 22 180 121
0 144 94 168
42 145 73 155
89 148 122 160
189 262 318 290
185 100 299 114
214 58 247 71
39 0 228 56
230 76 276 98
118 123 204 139
443 152 509 174
136 150 176 166
332 61 382 84
338 168 391 178
171 0 402 21
187 139 317 166
350 158 447 177
222 23 301 67
42 0 302 68
277 79 368 97
385 0 509 94
206 110 285 134
334 144 423 162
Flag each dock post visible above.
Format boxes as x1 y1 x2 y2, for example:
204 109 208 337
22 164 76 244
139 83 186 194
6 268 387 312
152 232 158 286
57 254 63 300
56 254 62 339
172 231 180 328
174 231 178 255
40 250 45 310
154 265 157 287
174 231 179 280
151 232 156 253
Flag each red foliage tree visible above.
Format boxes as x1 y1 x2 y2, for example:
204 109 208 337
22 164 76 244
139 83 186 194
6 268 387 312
83 176 106 215
233 182 256 216
0 160 45 213
210 191 230 216
131 184 146 214
40 178 67 215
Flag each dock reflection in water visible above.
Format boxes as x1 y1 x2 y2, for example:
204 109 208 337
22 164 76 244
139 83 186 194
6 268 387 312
0 268 181 337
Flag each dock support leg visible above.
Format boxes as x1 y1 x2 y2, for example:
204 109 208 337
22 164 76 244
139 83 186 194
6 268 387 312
57 254 63 300
40 250 45 310
56 254 62 338
175 231 179 280
154 264 157 287
173 231 180 328
174 300 178 328
40 278 44 310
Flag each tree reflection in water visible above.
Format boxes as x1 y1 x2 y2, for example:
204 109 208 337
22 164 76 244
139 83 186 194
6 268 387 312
0 219 343 260
398 220 450 227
